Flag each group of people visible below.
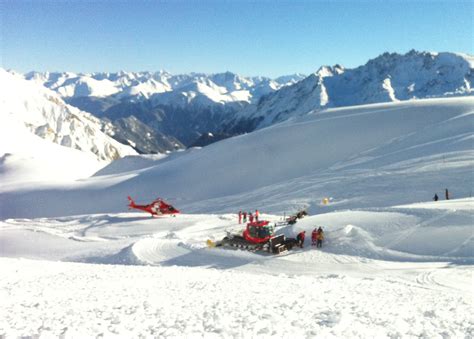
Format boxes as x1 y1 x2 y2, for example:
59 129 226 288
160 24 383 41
237 210 325 249
238 210 259 224
433 188 450 202
296 227 324 248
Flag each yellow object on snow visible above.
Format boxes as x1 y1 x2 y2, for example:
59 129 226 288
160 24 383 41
206 239 216 248
322 197 329 205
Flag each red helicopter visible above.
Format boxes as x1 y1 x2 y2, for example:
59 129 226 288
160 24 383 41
127 196 180 217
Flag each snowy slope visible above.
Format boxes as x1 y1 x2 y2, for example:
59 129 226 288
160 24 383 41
0 115 105 190
0 69 137 161
235 51 474 128
1 96 472 218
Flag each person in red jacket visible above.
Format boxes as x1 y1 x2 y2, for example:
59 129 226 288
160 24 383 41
296 230 306 248
255 209 259 221
311 228 318 246
249 212 254 223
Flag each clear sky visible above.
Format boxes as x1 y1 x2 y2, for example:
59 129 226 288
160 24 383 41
1 0 472 77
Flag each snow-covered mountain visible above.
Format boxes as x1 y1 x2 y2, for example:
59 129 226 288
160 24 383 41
230 51 474 129
18 50 473 152
0 69 137 162
25 70 303 104
23 70 304 151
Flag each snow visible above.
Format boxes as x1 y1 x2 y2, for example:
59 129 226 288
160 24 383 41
0 117 104 189
0 202 472 337
1 257 471 338
0 93 473 336
119 78 171 99
56 76 119 98
0 69 137 162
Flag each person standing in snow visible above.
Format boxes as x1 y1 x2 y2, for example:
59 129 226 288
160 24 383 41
317 227 324 248
311 228 318 246
433 194 438 202
243 212 247 223
249 212 254 223
238 211 242 224
296 230 306 248
445 189 450 200
255 209 259 222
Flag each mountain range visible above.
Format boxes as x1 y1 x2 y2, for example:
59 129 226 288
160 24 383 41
6 50 473 156
228 50 473 130
23 70 304 152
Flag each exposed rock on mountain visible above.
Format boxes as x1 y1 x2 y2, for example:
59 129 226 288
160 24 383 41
1 69 137 161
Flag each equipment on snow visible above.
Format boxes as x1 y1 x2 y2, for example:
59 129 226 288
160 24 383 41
285 210 308 225
207 220 298 254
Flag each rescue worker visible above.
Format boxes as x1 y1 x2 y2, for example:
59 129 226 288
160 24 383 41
317 227 324 248
255 209 259 222
296 230 306 248
243 212 247 223
238 211 242 224
249 212 254 223
311 228 318 246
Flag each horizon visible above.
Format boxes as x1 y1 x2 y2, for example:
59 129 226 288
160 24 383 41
2 1 473 77
9 49 473 79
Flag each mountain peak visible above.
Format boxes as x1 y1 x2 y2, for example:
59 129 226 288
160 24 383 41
315 64 345 78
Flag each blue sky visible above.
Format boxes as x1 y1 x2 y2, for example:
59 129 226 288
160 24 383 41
2 0 472 77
